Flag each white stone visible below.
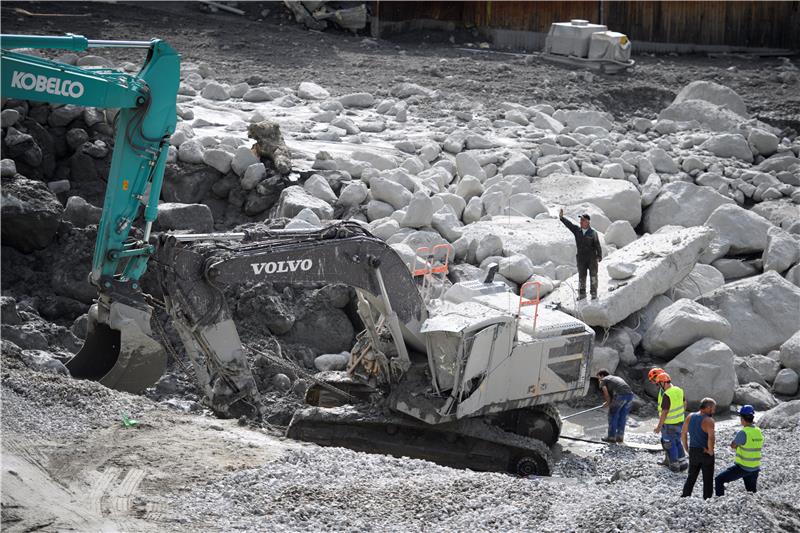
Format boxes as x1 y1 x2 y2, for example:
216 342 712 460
704 203 772 254
462 217 577 267
241 163 267 190
370 218 400 241
202 149 233 174
243 87 282 102
303 174 337 204
599 163 625 180
231 146 260 177
643 299 732 359
0 159 17 178
773 369 799 395
338 181 369 207
177 139 204 164
701 271 800 356
436 193 466 218
556 110 613 132
475 234 504 264
606 261 637 280
401 191 434 229
671 80 749 118
748 128 779 157
201 81 230 101
351 150 398 171
641 173 662 207
735 357 769 388
545 227 715 328
455 152 486 181
367 200 395 222
294 207 321 227
700 133 754 163
647 148 679 174
763 226 800 273
664 338 737 409
530 174 641 226
339 92 375 108
504 108 529 125
643 181 733 233
462 197 483 224
370 177 412 210
670 263 725 300
508 193 548 219
604 220 637 249
622 294 673 340
229 82 250 98
590 347 620 375
276 185 334 220
500 154 536 176
298 81 330 100
456 176 484 202
759 400 800 429
734 383 778 411
658 99 747 133
431 207 464 242
780 330 800 374
314 352 350 372
498 254 535 284
746 354 782 384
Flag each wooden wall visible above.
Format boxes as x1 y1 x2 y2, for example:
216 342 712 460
373 1 800 50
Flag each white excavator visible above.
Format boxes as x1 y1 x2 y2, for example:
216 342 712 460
2 34 595 476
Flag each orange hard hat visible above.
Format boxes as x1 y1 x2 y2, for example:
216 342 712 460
647 367 665 382
655 372 671 383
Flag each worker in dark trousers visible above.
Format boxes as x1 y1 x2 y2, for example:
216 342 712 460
559 208 602 300
652 372 688 472
597 369 635 443
715 405 764 496
681 397 717 499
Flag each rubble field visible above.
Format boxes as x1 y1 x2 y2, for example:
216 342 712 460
2 2 800 532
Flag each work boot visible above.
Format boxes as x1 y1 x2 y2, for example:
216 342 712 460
679 459 689 472
591 294 598 300
616 436 624 443
657 458 669 467
577 293 587 301
669 463 682 473
601 436 616 443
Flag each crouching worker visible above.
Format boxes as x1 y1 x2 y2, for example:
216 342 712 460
597 369 634 443
652 372 688 472
681 398 716 499
715 405 764 496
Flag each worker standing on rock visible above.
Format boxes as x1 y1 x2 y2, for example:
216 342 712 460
715 405 764 496
597 369 635 443
681 397 717 499
653 372 688 472
559 208 602 300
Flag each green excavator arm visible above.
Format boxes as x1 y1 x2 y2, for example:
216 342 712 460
1 34 180 392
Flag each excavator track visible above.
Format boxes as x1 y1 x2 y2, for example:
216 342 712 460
489 403 563 447
287 406 554 476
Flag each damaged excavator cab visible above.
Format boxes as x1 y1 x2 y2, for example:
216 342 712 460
66 301 167 394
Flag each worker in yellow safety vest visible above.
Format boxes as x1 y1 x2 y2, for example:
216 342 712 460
647 367 669 467
715 404 764 496
652 372 688 472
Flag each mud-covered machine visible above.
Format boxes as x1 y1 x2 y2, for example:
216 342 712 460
543 19 634 74
1 34 595 476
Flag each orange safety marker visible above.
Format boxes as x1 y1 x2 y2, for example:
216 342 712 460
518 281 542 332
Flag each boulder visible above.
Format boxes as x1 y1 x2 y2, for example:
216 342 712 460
762 226 800 273
455 176 484 202
664 338 737 409
590 346 620 375
338 181 368 207
163 164 220 204
20 349 69 375
203 149 233 174
622 294 673 341
773 369 799 396
370 176 413 210
455 152 486 182
700 134 753 163
734 356 769 388
0 176 63 253
745 354 782 384
475 234 504 264
314 352 350 372
431 207 463 242
658 100 745 133
758 400 800 429
733 383 778 411
603 220 637 249
351 150 398 171
401 191 434 229
643 181 733 233
556 110 613 132
748 128 779 157
156 202 214 233
0 158 17 178
231 146 261 177
606 261 637 280
529 174 641 225
671 80 749 118
304 174 337 204
705 203 773 254
297 81 330 100
780 330 800 374
499 154 536 176
670 263 725 300
243 87 282 102
201 81 230 100
498 254 535 284
643 299 731 359
700 271 800 356
461 217 577 267
647 148 679 174
545 227 714 328
508 193 548 219
62 196 102 227
339 92 375 108
276 185 334 220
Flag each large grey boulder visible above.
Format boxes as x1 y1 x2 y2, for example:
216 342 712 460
455 152 486 182
314 352 349 372
276 185 334 220
745 354 781 384
700 134 753 163
670 263 725 300
622 294 673 341
370 177 412 209
780 330 800 374
545 226 714 328
643 299 731 359
664 338 737 409
156 202 214 233
643 182 733 233
733 383 778 411
734 357 768 388
701 271 800 356
704 204 773 254
1 176 64 253
604 220 637 249
529 174 641 226
758 399 800 429
670 80 749 118
401 191 434 229
460 217 576 267
762 226 800 273
773 369 799 396
62 196 102 228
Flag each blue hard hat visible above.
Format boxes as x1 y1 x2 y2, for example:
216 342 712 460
738 405 756 416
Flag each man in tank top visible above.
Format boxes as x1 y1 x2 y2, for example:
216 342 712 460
680 397 717 499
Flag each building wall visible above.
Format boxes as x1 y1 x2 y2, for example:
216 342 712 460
372 1 800 51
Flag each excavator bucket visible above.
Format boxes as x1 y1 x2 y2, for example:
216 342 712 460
66 301 167 393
